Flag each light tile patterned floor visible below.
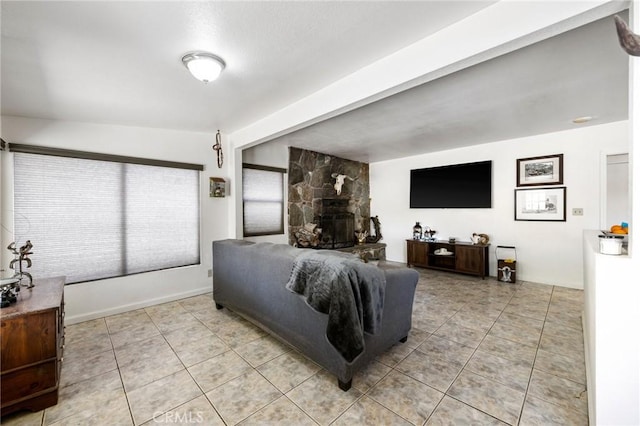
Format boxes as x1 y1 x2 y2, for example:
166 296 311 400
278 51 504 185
2 267 588 425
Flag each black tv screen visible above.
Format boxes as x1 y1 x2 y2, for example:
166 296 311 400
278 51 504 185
410 160 492 208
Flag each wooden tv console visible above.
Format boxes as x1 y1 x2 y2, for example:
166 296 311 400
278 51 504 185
406 239 489 278
1 277 65 417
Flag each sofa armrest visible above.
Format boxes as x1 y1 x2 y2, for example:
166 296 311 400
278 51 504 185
380 267 419 333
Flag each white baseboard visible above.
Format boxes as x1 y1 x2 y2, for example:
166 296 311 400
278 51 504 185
64 286 212 325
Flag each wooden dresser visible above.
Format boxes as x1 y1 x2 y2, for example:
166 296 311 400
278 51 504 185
1 277 65 417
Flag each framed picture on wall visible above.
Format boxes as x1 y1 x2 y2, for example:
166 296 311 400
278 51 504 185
516 154 563 187
515 187 566 221
209 177 225 197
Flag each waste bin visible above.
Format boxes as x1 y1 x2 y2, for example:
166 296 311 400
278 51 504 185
496 245 517 283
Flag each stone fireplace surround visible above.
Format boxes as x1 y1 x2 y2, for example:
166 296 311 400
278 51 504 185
288 147 370 247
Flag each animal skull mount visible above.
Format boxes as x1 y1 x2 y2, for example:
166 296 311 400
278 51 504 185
331 173 354 195
614 15 640 56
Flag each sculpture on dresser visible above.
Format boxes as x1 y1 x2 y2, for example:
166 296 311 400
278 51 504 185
1 240 34 308
8 240 34 288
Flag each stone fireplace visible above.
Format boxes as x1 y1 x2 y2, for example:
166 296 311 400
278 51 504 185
288 147 370 248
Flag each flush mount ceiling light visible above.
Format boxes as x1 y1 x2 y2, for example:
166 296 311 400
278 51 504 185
572 116 594 124
181 51 226 83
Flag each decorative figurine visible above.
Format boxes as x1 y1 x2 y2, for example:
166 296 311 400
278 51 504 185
366 216 383 243
354 230 368 244
424 227 437 242
470 233 490 245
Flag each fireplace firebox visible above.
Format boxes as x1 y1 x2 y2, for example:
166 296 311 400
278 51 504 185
317 199 354 249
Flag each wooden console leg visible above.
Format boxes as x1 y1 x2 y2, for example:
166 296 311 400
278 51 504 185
338 379 352 391
215 303 224 310
399 336 408 343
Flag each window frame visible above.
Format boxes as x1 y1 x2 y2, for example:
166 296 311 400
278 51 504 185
9 143 203 284
242 163 287 237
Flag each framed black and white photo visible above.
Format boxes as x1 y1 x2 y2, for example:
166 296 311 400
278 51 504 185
515 187 566 221
516 154 563 187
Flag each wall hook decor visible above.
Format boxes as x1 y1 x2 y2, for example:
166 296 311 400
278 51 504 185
213 130 223 168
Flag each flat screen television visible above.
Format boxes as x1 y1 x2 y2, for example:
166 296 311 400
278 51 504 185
410 160 492 208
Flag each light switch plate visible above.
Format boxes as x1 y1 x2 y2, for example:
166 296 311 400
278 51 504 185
572 208 584 216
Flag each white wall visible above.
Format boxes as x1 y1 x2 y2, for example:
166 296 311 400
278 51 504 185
606 153 630 227
583 231 639 425
370 120 628 289
241 142 289 244
1 116 231 323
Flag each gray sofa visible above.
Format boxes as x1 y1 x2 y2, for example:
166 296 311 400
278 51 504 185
211 239 419 390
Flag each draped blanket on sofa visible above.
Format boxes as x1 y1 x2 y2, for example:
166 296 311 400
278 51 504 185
286 250 386 362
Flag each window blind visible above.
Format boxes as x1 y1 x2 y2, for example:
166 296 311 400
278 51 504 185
242 164 285 236
13 152 200 284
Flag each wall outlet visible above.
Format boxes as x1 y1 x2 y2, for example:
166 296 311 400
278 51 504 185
207 269 212 277
572 208 584 216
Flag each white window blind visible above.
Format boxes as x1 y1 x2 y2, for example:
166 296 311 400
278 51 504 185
242 164 285 236
13 152 200 284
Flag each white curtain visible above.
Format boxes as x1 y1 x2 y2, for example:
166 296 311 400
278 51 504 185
13 153 200 283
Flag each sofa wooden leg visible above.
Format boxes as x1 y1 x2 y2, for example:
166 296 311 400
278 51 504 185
399 336 408 343
338 379 352 391
215 303 224 310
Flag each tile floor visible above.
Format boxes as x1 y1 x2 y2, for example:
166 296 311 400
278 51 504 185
3 266 588 425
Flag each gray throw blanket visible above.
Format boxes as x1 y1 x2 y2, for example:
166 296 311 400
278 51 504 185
286 250 386 362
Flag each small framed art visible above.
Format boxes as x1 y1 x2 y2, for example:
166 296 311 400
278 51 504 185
209 177 225 197
516 154 563 187
515 187 566 221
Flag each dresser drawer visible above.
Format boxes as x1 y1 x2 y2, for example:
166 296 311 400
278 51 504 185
1 312 57 371
1 360 57 404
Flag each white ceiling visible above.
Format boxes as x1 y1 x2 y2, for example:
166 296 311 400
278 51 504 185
1 1 494 132
1 1 629 163
268 11 629 162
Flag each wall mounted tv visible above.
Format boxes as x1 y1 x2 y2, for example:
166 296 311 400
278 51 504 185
410 160 492 208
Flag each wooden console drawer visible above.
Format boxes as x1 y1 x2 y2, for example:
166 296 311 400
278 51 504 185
1 311 57 371
1 360 58 403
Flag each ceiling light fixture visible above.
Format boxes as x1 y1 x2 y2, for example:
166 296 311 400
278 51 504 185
572 116 594 124
181 51 226 83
